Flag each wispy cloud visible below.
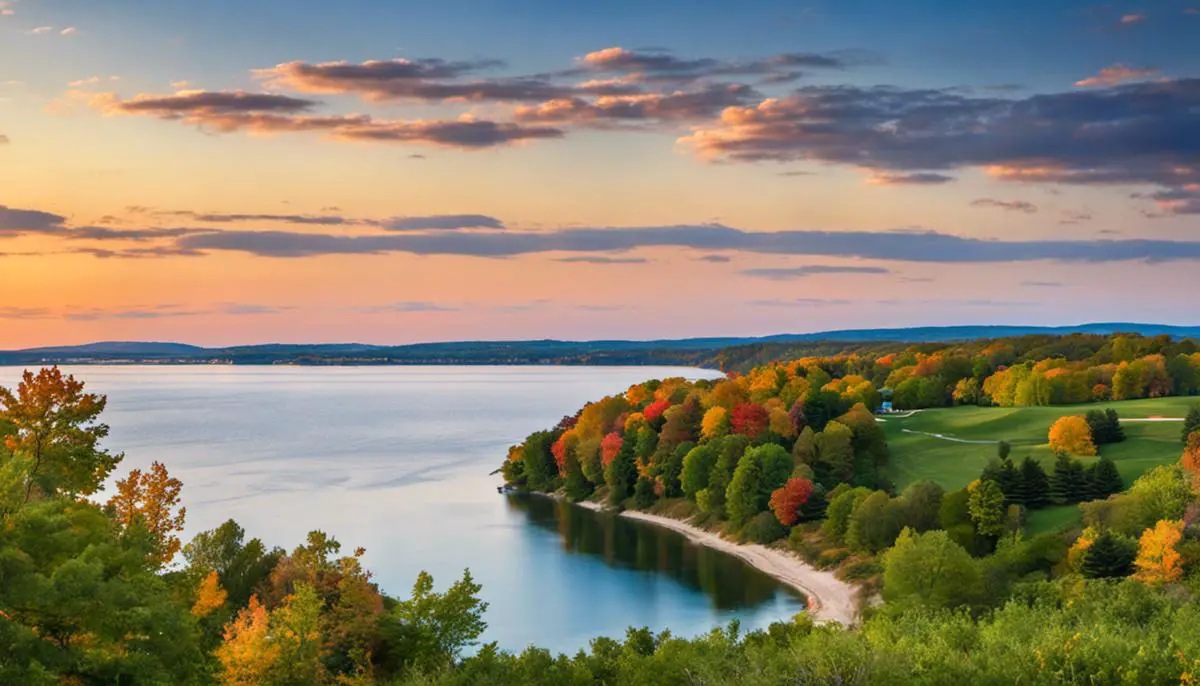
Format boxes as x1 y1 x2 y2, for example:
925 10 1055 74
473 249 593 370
554 255 647 264
1119 13 1146 24
866 172 955 186
1074 64 1158 88
740 264 890 280
971 198 1038 213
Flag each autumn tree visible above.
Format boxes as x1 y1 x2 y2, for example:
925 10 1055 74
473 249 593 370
967 479 1006 537
216 595 280 684
1048 415 1097 457
193 570 229 617
730 403 770 439
1183 431 1200 486
0 367 122 504
769 477 813 527
106 460 187 565
183 519 284 608
700 406 730 441
1184 406 1200 444
1133 519 1184 586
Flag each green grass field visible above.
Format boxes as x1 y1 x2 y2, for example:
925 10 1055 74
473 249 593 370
881 396 1196 493
881 397 1197 533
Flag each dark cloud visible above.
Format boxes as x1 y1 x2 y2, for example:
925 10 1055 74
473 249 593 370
740 264 890 280
971 198 1038 213
555 256 647 264
867 172 955 185
0 204 68 234
92 91 563 149
1144 186 1200 215
682 78 1200 205
169 212 359 225
382 214 505 231
171 223 1200 263
514 83 759 127
72 246 206 259
66 226 212 241
1021 280 1063 287
696 254 732 262
0 307 54 320
576 47 867 82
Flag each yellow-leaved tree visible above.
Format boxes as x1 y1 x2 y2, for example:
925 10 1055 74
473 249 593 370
1134 519 1184 586
192 570 229 618
106 461 187 566
1048 415 1097 456
215 596 280 685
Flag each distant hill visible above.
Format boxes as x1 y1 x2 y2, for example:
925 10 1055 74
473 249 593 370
1 323 1196 367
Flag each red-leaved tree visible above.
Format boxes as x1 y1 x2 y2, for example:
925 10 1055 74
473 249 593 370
731 403 770 438
600 432 624 467
770 478 814 526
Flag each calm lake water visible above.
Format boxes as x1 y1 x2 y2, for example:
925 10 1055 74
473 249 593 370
0 365 803 653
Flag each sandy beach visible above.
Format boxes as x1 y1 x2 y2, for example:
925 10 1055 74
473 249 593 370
574 501 860 626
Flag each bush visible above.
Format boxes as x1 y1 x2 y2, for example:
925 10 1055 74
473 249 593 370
837 557 884 582
743 511 786 544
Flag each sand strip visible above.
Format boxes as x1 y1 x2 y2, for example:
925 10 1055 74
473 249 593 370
574 500 859 626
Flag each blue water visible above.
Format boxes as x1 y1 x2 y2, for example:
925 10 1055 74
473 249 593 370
0 365 804 653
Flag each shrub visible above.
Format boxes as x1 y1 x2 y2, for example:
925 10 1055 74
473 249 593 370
743 511 786 544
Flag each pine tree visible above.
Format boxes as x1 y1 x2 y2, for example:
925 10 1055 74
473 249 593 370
1051 454 1088 504
1086 410 1111 445
1090 455 1124 498
995 458 1021 505
1184 406 1200 444
1019 457 1050 509
1106 409 1126 443
1080 530 1136 579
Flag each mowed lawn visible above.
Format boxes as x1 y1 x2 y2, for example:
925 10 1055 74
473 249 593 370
881 396 1198 493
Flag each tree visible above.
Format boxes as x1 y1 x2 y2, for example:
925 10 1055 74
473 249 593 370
802 390 846 432
632 476 656 508
997 440 1011 460
604 436 638 505
815 421 855 484
769 478 813 526
563 447 593 502
725 444 790 526
1183 431 1200 482
700 406 730 441
967 479 1006 537
386 569 488 673
883 528 982 609
183 519 284 608
679 444 715 500
216 595 280 684
1079 531 1137 579
1090 455 1124 498
730 403 770 439
821 486 871 543
1048 415 1097 457
1106 409 1126 443
1018 456 1051 509
899 480 944 532
105 461 187 566
847 490 902 553
0 367 122 503
1133 519 1184 586
1086 409 1126 445
792 426 817 466
1050 454 1088 504
521 431 559 492
1185 406 1200 444
193 570 229 617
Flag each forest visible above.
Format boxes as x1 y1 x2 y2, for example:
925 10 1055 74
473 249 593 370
6 330 1200 684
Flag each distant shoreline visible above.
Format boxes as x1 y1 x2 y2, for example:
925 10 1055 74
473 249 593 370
571 499 860 627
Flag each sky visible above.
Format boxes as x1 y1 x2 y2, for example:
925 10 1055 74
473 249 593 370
1 0 1198 347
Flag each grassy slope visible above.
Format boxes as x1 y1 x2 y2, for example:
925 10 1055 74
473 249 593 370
881 397 1198 532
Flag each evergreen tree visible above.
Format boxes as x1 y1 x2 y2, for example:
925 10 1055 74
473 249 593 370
1080 530 1137 579
997 441 1011 460
995 458 1021 505
632 476 657 509
1018 457 1050 509
1086 410 1111 444
798 482 828 521
1090 455 1124 498
1184 406 1200 444
1050 454 1088 504
1105 409 1126 443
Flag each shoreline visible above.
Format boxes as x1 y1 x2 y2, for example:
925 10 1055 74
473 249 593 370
573 500 860 627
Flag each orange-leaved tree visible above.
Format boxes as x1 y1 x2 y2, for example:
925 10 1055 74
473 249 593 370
193 570 229 617
215 595 280 685
106 461 187 565
769 478 814 526
1182 431 1200 474
1048 415 1097 456
1133 519 1185 586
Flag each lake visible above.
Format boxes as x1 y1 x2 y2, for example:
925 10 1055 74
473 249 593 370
0 365 804 653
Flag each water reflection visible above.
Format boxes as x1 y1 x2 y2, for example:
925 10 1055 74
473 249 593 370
507 494 803 611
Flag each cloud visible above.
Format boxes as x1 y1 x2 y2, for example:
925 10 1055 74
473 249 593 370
514 83 759 127
866 171 955 185
680 78 1200 206
1059 210 1093 225
1075 64 1159 88
1021 280 1063 287
59 26 76 35
89 90 564 149
971 198 1038 213
1144 185 1200 215
363 301 459 313
382 214 505 230
696 254 732 262
0 307 53 320
71 246 207 259
0 204 68 234
63 302 283 320
576 47 866 82
554 255 647 264
740 264 890 279
66 226 212 241
1119 13 1146 24
169 223 1200 263
748 298 853 307
29 25 52 34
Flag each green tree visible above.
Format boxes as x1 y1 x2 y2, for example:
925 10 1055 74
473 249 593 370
1018 456 1051 509
1184 406 1200 444
632 476 657 508
821 486 871 544
883 528 983 609
679 444 716 500
563 448 593 502
383 569 488 674
899 480 944 532
967 479 1006 537
1090 455 1124 498
724 448 764 526
521 431 559 492
1080 531 1137 579
846 490 901 553
183 518 284 609
801 390 845 432
1050 454 1088 504
604 436 638 505
815 421 855 484
791 426 817 466
0 367 123 505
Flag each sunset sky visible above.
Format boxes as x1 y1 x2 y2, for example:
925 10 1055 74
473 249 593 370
2 0 1199 348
